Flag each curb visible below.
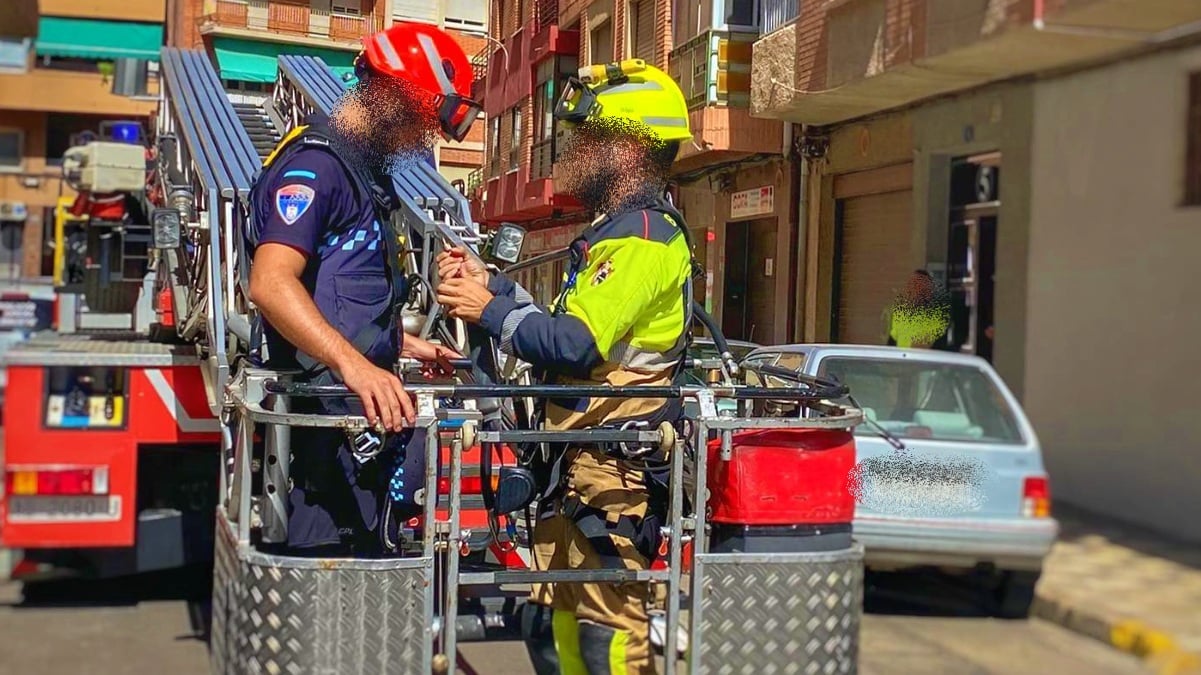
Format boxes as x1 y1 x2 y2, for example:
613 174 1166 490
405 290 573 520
1034 591 1201 674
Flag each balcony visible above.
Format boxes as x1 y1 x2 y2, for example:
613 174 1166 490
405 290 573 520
752 0 1201 125
670 30 756 110
200 0 385 48
40 0 165 24
0 67 159 116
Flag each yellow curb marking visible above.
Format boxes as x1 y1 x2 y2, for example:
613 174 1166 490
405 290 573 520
1110 620 1201 675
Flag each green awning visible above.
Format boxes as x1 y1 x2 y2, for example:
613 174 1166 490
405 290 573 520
212 37 358 84
36 16 163 61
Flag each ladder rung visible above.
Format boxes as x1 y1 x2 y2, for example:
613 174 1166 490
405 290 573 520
458 569 671 586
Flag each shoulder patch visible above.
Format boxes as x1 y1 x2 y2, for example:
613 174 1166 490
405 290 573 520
591 259 614 286
275 184 316 225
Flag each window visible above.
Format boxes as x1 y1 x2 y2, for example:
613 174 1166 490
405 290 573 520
508 107 522 171
590 20 613 65
445 0 487 30
0 129 23 171
331 0 362 16
1186 72 1201 206
0 37 30 71
393 0 439 23
815 357 1024 444
725 0 756 27
45 113 113 167
628 0 655 61
487 115 501 174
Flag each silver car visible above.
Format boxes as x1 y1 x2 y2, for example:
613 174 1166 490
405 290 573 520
742 344 1058 617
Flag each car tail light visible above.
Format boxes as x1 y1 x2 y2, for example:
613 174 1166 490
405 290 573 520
5 467 109 496
1022 475 1051 518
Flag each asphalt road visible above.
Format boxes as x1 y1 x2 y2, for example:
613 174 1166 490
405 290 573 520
0 568 1147 675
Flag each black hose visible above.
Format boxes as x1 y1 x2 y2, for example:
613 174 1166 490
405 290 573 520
740 361 850 399
691 300 731 356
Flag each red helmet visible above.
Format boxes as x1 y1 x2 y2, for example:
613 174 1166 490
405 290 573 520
357 22 481 142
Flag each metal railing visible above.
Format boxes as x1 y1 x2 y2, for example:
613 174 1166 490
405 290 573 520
760 0 801 35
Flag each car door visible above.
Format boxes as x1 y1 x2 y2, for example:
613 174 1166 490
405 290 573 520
812 354 1044 521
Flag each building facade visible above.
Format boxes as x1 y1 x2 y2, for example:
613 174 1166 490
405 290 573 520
0 0 164 280
752 0 1201 541
172 0 486 181
477 0 799 342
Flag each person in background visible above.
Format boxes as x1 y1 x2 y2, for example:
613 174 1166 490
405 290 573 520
884 270 951 349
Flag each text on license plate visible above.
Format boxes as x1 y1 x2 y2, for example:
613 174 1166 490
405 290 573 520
6 496 122 522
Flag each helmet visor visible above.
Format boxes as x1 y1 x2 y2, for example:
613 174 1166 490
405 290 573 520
438 93 482 142
553 77 599 125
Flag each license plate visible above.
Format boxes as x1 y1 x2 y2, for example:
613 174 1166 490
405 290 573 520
7 496 121 522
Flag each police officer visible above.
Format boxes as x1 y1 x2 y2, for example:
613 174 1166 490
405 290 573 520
246 22 482 556
437 60 694 674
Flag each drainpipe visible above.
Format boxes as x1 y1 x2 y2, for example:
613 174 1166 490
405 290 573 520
792 123 808 343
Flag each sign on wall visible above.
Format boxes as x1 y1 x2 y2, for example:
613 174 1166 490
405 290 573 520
730 185 774 220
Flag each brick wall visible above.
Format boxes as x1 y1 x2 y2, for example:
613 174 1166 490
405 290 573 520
169 0 205 49
653 0 670 70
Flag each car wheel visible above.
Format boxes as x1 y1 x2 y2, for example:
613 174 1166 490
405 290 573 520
992 569 1040 619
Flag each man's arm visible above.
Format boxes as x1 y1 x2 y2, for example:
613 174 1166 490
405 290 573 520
479 236 688 375
250 153 413 429
249 245 413 429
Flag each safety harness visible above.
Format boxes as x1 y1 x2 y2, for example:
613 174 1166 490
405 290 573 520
522 196 704 567
245 114 409 378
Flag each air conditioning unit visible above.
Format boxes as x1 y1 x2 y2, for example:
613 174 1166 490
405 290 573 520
0 201 28 222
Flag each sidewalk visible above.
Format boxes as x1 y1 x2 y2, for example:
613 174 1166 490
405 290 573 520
1034 504 1201 674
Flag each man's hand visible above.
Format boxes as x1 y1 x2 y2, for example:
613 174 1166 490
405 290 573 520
436 277 494 324
402 335 461 379
436 247 489 286
338 354 415 431
249 243 415 431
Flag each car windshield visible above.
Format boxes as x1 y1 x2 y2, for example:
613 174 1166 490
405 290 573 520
815 357 1025 444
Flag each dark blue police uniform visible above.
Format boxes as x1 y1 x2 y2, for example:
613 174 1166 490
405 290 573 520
249 116 424 555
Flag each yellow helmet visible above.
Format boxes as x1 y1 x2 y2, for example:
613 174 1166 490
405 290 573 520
553 59 692 143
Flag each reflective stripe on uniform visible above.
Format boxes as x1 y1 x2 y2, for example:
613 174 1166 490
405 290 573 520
553 609 588 675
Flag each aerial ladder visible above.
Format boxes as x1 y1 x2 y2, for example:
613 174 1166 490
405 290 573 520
0 43 867 673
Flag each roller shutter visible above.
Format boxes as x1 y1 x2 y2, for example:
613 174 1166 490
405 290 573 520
835 189 913 344
631 0 655 62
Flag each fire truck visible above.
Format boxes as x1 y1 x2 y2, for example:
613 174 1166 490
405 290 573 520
0 50 521 585
1 47 867 673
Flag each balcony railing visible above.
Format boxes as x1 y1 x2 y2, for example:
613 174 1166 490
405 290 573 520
760 0 800 35
535 0 559 30
202 0 383 44
466 167 485 197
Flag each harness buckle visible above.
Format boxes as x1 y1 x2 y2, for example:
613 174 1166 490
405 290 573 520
350 429 385 463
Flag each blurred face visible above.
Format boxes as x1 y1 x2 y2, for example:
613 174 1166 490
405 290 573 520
330 74 440 172
554 119 668 213
905 274 935 303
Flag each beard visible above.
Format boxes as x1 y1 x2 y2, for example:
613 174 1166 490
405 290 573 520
557 120 668 215
329 76 440 174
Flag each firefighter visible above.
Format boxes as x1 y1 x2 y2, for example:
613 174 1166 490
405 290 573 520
246 22 482 557
436 60 694 674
